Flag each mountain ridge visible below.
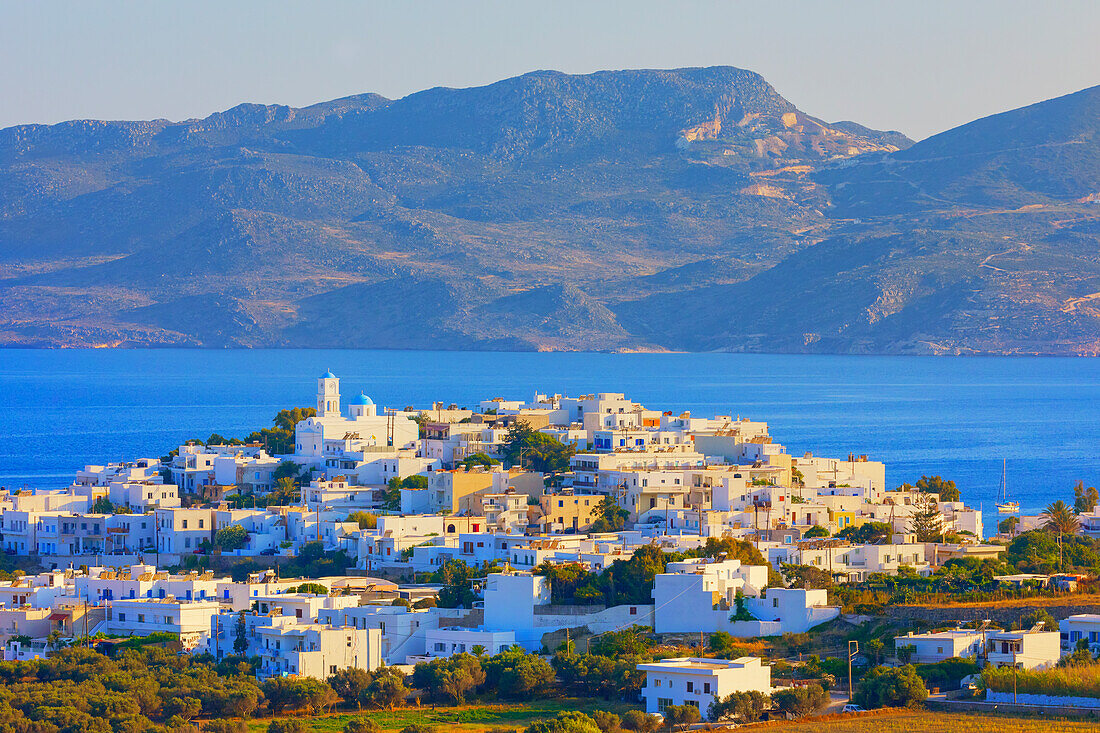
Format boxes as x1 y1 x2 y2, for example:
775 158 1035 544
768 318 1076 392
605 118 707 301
1 66 1097 354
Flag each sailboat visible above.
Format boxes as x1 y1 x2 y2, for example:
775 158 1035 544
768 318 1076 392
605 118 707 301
996 459 1020 513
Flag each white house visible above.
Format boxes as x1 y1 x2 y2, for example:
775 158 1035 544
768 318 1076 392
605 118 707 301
986 628 1061 670
255 617 382 679
1060 614 1100 655
651 558 767 634
419 627 516 661
893 629 985 663
106 597 221 650
639 657 771 720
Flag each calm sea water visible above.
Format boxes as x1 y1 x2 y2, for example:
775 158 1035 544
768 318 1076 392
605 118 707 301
1 349 1098 516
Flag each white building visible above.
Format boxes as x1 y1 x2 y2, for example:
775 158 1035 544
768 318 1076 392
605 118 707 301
256 618 381 679
986 628 1061 670
639 657 771 720
419 627 516 661
107 597 221 650
893 629 985 664
1060 614 1100 655
294 373 419 462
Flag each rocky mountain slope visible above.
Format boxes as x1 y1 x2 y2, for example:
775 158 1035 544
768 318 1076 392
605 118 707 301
0 67 1097 354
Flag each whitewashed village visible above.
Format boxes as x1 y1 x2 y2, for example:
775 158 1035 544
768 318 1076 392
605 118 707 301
1 372 1098 720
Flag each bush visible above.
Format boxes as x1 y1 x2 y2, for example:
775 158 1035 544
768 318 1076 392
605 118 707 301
482 647 555 699
589 710 621 732
268 721 307 733
525 712 601 733
345 720 381 733
708 690 769 723
661 705 700 730
770 683 827 718
982 663 1100 699
400 726 435 733
915 657 980 690
855 665 928 708
619 711 661 733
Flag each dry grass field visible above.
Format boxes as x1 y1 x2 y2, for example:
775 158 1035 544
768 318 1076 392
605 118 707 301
244 705 1100 733
752 709 1099 732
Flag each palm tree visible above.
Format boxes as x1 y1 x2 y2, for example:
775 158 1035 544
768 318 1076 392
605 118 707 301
470 644 487 657
1041 500 1079 536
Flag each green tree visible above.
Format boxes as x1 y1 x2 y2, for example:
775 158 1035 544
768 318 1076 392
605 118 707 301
661 705 700 731
998 515 1020 535
233 611 248 655
803 525 830 538
482 647 555 699
1043 500 1080 536
348 512 378 529
896 644 916 665
912 475 961 503
781 563 834 589
836 522 893 544
215 525 250 551
460 452 501 470
410 654 486 704
329 668 374 709
770 683 826 718
708 690 769 723
620 711 661 733
362 667 407 710
501 423 575 473
588 711 620 733
91 496 117 514
855 665 928 708
590 496 630 533
1074 480 1099 514
908 493 943 542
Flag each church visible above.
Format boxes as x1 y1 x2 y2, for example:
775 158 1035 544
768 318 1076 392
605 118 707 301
293 372 420 462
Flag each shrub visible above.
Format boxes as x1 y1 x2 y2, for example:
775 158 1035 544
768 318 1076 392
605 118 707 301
620 710 661 733
982 663 1100 699
589 710 621 732
661 705 700 730
525 712 601 733
856 665 928 708
771 683 827 718
399 725 435 733
345 720 382 733
268 721 306 733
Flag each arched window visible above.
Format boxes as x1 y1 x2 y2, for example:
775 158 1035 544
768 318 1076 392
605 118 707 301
447 524 456 533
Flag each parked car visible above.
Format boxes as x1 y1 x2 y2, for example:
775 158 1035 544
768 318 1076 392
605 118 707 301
842 704 865 713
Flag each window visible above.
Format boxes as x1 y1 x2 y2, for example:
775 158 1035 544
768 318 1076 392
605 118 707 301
657 698 673 712
182 520 188 529
703 682 711 694
686 681 694 693
629 607 637 615
117 613 126 622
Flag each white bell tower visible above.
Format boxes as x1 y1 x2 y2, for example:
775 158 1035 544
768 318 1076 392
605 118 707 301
317 371 341 418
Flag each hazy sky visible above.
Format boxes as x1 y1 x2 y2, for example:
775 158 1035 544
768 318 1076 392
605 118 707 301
2 0 1097 140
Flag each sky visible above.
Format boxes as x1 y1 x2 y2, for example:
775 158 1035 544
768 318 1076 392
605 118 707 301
1 0 1097 141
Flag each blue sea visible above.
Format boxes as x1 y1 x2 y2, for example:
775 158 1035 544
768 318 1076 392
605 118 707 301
1 349 1098 516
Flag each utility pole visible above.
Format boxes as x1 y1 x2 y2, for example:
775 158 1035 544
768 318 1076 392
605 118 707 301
847 640 859 703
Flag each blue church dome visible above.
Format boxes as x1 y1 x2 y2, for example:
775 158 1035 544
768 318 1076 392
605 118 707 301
350 393 374 405
321 370 337 379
